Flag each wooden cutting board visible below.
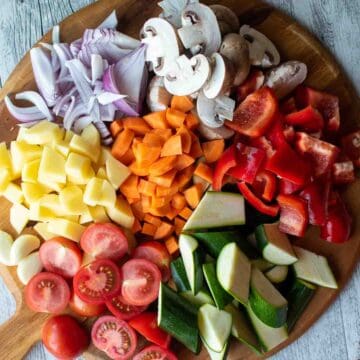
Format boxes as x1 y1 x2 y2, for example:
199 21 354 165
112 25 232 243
0 0 359 359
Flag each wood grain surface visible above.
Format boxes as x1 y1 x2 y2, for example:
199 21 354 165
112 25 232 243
0 1 358 360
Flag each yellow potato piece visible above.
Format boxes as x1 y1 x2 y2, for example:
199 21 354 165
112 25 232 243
70 134 100 164
82 124 100 147
59 185 86 215
89 206 110 223
16 127 28 142
10 203 29 234
22 159 40 184
20 121 64 145
0 143 12 171
38 146 66 185
0 169 11 194
79 207 93 224
106 155 130 189
64 130 75 143
106 195 134 229
52 139 70 157
3 183 24 204
22 182 50 205
83 178 116 207
65 152 95 185
97 148 112 167
47 219 85 242
33 222 57 241
10 141 42 178
38 178 64 193
39 194 66 217
96 167 107 179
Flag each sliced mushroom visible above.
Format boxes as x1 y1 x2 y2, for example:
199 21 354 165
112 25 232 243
164 54 210 96
146 76 172 112
264 61 308 99
210 5 240 35
220 33 250 86
240 25 280 68
178 3 222 56
141 18 181 76
197 121 235 140
196 91 236 128
203 53 234 99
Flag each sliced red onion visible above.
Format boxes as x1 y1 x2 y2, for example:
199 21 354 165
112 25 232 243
91 54 104 85
94 120 113 145
97 92 126 105
53 43 73 78
52 25 60 44
74 116 93 132
98 10 118 29
70 38 82 57
63 97 89 130
4 96 46 122
15 91 54 121
53 88 77 116
40 42 54 51
100 103 116 121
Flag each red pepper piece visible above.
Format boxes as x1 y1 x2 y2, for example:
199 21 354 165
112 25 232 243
332 161 355 184
212 145 237 191
277 194 308 237
226 87 278 137
341 130 360 166
236 69 265 103
252 170 278 202
280 97 297 114
320 193 352 243
237 182 279 217
295 132 340 176
284 106 324 132
279 178 304 195
299 174 330 226
266 118 287 149
249 136 275 158
283 125 296 143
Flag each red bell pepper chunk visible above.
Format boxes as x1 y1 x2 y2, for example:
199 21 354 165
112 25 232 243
320 193 352 243
212 145 237 191
279 179 304 195
266 118 287 149
252 170 278 202
280 97 297 114
236 69 265 103
341 130 360 166
249 136 275 158
277 194 308 237
284 106 324 132
332 161 355 184
237 182 279 217
226 87 278 137
283 125 296 143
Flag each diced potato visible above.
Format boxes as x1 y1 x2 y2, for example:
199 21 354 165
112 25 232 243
47 219 85 242
106 155 130 189
96 167 107 179
89 206 110 223
10 234 40 265
34 222 57 241
79 207 93 224
63 215 80 223
64 130 75 143
52 139 70 157
20 121 64 145
38 179 64 193
83 178 116 207
10 203 29 234
59 185 86 215
22 182 50 204
29 202 56 222
65 152 95 185
106 195 135 229
3 183 24 204
0 231 14 266
22 159 40 184
0 169 11 194
97 148 112 167
39 194 66 217
0 143 12 171
16 127 28 142
10 141 42 178
82 124 101 147
38 146 66 184
17 251 43 285
70 134 100 163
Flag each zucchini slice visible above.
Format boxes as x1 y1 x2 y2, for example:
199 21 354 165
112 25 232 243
183 192 245 231
217 243 251 305
202 339 228 360
170 257 190 292
255 224 297 265
265 265 289 284
198 303 232 353
181 288 215 308
249 267 288 328
251 258 275 272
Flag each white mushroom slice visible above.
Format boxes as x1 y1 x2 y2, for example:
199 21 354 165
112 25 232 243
210 5 240 35
240 25 280 68
0 231 14 266
203 53 234 99
197 91 235 128
17 251 43 285
264 61 308 99
164 54 210 96
10 234 40 265
141 18 181 76
159 0 200 28
198 122 235 140
146 76 172 112
178 3 222 56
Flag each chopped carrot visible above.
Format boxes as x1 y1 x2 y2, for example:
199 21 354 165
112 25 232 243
194 162 213 183
171 193 187 210
171 95 194 113
144 214 162 227
132 218 142 233
190 137 203 158
143 132 166 147
202 139 225 163
111 129 135 160
156 185 179 197
120 174 139 199
118 147 135 166
149 204 171 217
179 207 193 220
131 201 145 220
123 117 151 135
177 126 192 153
174 217 186 235
175 154 195 171
185 112 199 129
127 197 140 205
129 162 150 177
161 135 183 157
133 142 161 166
165 236 179 255
166 108 186 128
151 195 171 209
151 128 172 142
165 206 180 221
110 120 123 137
149 156 177 176
183 183 204 209
142 222 157 236
155 222 175 240
143 111 169 129
141 195 151 213
149 169 177 188
174 165 195 189
138 179 157 197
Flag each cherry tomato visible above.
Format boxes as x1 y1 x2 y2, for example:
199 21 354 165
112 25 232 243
25 272 70 313
132 241 171 282
39 237 83 278
69 292 106 317
121 259 161 306
80 223 129 261
73 259 121 304
129 312 171 348
91 315 137 360
42 315 89 359
133 345 177 360
106 292 147 320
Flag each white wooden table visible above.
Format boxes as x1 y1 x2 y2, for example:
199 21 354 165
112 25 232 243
0 0 358 359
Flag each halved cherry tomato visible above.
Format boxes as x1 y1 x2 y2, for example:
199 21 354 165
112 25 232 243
129 312 171 348
91 315 137 360
121 259 161 306
80 223 129 261
25 272 70 313
42 315 89 360
39 237 83 278
133 345 177 360
106 292 147 320
69 292 106 317
132 241 171 282
73 259 121 304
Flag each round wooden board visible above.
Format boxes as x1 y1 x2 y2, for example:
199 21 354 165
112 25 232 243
0 0 359 359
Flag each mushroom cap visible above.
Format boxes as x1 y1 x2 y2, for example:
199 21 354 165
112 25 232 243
197 121 235 140
210 4 240 35
146 76 172 112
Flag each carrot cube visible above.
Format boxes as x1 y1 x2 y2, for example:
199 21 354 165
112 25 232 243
149 204 171 217
119 147 135 166
120 174 139 199
171 193 187 210
143 111 169 129
123 117 151 135
174 217 186 235
133 142 161 166
138 179 156 197
175 154 195 171
202 139 225 163
131 201 145 220
132 218 142 233
185 112 199 129
149 169 177 188
144 214 162 227
110 120 123 137
129 162 150 177
179 207 193 220
176 126 192 153
165 206 180 221
190 137 203 158
183 183 204 209
149 156 178 176
194 162 213 183
143 132 166 147
154 221 174 240
165 236 179 255
171 95 194 113
151 195 171 209
111 129 135 160
166 108 186 128
174 165 195 189
156 185 179 197
142 222 157 236
161 135 183 157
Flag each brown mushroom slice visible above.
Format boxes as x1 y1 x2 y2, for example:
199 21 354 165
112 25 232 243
198 122 235 140
178 3 222 57
141 18 181 76
240 25 280 68
264 61 308 99
164 54 211 96
210 4 240 35
220 33 250 86
146 76 172 112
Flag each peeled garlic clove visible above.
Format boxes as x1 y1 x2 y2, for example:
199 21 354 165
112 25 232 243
10 234 40 265
0 231 14 266
17 251 43 285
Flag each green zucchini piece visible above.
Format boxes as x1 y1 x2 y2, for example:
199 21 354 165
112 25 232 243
202 339 228 360
183 192 245 231
158 283 200 354
255 224 298 265
251 258 275 272
217 243 251 305
249 267 288 328
181 288 215 308
198 304 232 353
171 257 190 292
265 266 289 284
203 262 233 309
